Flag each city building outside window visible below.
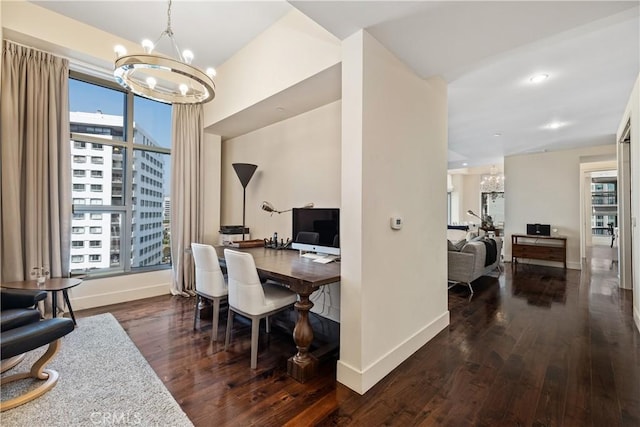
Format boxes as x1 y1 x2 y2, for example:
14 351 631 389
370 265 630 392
69 74 172 275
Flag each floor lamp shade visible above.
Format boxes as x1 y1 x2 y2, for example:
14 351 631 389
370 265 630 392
232 163 258 189
232 163 258 240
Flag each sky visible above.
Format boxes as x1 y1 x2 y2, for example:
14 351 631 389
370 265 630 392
69 78 172 148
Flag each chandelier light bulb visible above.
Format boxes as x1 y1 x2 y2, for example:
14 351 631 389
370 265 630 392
113 45 127 58
113 1 215 104
182 50 194 64
141 39 155 54
206 67 217 78
146 77 157 90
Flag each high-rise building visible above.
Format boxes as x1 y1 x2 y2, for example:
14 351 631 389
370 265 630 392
70 111 166 271
163 196 171 223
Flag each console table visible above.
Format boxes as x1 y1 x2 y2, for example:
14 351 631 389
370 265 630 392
511 234 567 269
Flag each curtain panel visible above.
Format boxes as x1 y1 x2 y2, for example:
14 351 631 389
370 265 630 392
170 103 204 295
0 40 71 284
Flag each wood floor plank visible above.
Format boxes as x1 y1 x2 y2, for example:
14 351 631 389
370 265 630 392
75 249 639 426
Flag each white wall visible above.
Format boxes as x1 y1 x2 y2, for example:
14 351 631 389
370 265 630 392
219 101 341 240
2 0 142 75
448 174 464 224
504 144 617 270
339 30 449 394
219 101 342 320
202 133 223 246
461 174 482 226
203 9 341 128
616 73 639 332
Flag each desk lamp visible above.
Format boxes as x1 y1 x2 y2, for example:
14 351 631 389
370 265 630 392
260 201 314 215
232 163 257 240
467 209 493 230
467 210 482 221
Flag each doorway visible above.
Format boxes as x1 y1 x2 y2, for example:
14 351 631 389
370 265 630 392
618 121 634 290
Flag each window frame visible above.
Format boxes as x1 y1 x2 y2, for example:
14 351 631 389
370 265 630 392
70 72 171 277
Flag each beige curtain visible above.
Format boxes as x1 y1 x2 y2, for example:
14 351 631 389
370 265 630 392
0 41 71 285
170 103 204 295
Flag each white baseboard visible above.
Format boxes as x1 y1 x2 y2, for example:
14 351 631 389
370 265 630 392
337 310 450 394
69 283 171 311
504 259 581 270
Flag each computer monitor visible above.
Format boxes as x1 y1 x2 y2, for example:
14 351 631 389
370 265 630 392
291 208 340 255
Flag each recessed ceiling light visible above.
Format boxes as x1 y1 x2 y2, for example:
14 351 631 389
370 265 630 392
529 73 549 83
493 133 502 137
544 121 565 130
462 162 468 166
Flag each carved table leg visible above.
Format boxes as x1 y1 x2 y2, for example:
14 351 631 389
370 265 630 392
287 291 318 382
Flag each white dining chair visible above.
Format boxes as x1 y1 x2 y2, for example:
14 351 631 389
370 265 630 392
223 249 297 369
191 243 228 341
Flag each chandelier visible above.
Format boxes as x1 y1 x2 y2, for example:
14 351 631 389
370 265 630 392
480 165 504 193
113 0 216 104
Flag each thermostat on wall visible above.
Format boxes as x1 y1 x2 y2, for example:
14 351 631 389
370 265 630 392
390 216 403 230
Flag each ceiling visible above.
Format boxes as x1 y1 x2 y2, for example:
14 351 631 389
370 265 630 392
28 1 640 170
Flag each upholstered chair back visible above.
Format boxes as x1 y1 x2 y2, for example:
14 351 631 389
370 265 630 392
191 243 227 297
223 249 267 315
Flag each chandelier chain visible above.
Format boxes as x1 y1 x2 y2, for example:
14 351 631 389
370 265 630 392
166 0 173 36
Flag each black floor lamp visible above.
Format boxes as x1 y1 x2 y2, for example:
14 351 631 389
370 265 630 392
232 163 258 240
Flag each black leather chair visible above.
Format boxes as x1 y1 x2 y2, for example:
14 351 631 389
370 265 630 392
0 289 75 411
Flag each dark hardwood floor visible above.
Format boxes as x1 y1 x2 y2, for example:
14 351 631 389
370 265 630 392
77 250 639 426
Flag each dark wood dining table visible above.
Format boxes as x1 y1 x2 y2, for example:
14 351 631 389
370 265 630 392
215 246 340 382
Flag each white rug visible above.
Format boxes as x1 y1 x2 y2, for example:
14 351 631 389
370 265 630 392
1 313 193 426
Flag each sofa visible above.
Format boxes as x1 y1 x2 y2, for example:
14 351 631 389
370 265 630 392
448 237 502 294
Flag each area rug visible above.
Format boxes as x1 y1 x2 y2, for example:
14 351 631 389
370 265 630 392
1 313 193 426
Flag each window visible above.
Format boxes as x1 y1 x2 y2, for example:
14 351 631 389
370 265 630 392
73 212 85 220
72 241 84 248
73 183 85 191
71 255 84 263
69 75 172 275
